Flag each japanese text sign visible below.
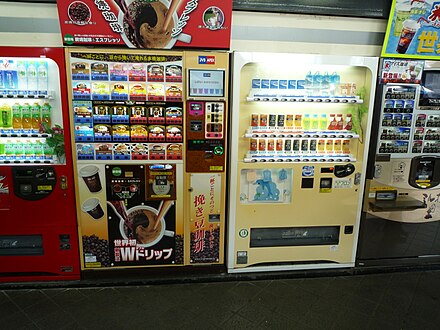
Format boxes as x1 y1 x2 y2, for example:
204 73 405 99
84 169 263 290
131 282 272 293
57 0 232 49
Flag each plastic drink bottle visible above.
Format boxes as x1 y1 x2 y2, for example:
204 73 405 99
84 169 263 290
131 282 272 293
31 102 41 131
311 114 319 130
302 114 311 130
328 114 337 130
37 61 48 95
319 114 327 130
41 103 52 127
27 62 37 95
336 114 344 130
12 103 22 130
17 61 27 92
331 72 340 96
21 103 32 130
0 104 12 128
344 114 353 130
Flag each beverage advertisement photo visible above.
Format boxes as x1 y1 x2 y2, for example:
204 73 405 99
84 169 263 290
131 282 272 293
56 0 232 49
382 0 440 58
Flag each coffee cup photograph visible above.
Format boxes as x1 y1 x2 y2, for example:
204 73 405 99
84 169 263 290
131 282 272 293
81 198 105 219
79 165 103 193
116 0 192 49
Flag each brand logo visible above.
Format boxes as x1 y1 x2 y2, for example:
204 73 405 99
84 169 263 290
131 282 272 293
198 56 216 64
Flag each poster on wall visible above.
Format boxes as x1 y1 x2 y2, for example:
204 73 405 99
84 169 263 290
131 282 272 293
105 164 182 266
382 0 440 59
56 0 232 49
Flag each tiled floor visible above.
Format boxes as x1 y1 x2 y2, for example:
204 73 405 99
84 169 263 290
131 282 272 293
1 270 440 329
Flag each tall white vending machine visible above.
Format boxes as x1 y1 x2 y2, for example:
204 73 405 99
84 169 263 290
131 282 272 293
227 52 378 273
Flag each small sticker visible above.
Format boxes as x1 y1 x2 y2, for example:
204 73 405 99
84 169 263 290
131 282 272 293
239 229 249 238
302 166 314 177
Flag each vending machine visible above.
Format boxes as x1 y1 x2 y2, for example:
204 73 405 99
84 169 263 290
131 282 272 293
357 59 440 267
66 48 229 271
227 52 378 273
0 47 80 282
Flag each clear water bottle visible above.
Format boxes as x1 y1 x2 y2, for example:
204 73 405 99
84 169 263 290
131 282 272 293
331 72 340 96
305 71 313 91
313 72 323 95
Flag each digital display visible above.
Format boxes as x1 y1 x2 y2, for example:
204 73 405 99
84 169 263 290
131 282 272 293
188 69 225 97
421 72 440 98
415 161 433 182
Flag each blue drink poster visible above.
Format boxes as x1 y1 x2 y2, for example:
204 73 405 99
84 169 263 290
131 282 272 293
383 0 440 59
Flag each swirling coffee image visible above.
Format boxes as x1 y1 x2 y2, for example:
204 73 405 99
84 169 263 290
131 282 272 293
129 209 162 245
123 0 174 49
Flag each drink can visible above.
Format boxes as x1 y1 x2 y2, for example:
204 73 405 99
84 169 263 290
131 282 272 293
309 139 317 152
325 139 333 153
268 114 277 127
284 139 292 152
292 139 300 152
342 140 350 154
267 139 275 151
276 139 283 151
285 114 294 127
301 139 309 152
259 114 268 127
251 113 259 127
258 139 266 152
249 139 258 152
277 114 285 127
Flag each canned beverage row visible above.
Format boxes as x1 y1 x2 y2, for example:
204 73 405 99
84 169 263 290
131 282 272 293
249 138 351 154
251 113 353 131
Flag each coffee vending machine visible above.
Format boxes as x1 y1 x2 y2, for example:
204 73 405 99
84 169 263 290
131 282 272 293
0 47 80 282
66 48 229 271
357 59 440 267
227 52 378 273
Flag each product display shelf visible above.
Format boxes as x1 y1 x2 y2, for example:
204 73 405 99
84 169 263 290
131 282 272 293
243 154 356 163
0 91 54 99
246 95 363 104
244 129 359 139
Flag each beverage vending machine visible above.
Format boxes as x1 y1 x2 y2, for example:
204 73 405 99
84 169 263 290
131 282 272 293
357 59 440 267
0 47 80 282
227 52 378 273
66 48 229 271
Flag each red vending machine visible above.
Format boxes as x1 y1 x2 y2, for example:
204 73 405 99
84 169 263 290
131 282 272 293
0 47 80 282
